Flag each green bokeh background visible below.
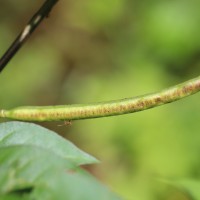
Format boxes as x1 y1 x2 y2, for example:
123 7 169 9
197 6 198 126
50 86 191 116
1 0 200 199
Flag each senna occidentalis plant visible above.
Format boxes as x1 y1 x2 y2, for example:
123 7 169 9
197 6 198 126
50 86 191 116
0 2 199 122
0 76 200 122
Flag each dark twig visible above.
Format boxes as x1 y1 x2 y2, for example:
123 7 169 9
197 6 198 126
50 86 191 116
0 0 59 72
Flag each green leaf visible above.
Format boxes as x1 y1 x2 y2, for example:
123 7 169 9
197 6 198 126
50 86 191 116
31 168 121 200
0 145 120 199
0 146 73 194
0 122 121 200
0 121 98 165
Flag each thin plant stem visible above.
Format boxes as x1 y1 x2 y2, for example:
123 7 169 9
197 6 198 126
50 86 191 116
0 76 200 122
0 0 59 72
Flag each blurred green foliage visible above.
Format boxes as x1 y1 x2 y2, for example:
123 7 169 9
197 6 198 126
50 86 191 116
0 0 200 199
